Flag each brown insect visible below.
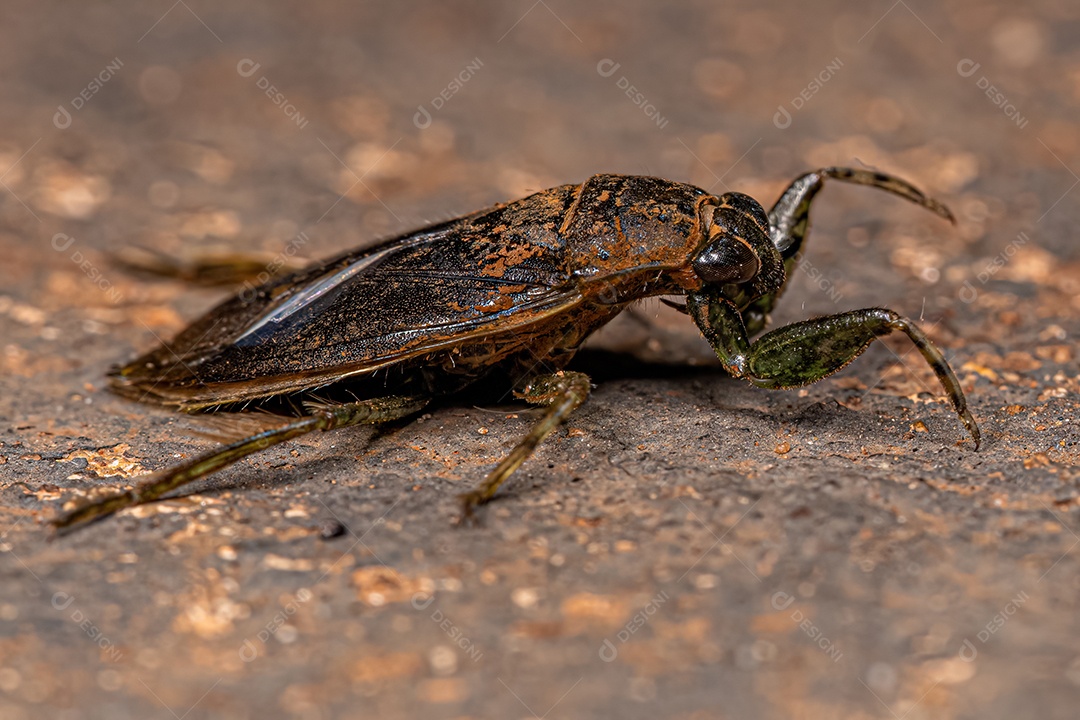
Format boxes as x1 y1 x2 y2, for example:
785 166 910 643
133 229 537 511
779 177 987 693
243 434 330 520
54 168 979 533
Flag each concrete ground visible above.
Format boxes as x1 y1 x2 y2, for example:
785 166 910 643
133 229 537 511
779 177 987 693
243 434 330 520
1 1 1078 718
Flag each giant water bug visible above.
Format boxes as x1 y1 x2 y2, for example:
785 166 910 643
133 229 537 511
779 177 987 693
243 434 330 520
53 168 979 533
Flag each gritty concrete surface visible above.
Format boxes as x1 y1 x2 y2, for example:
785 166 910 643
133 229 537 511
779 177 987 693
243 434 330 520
1 1 1079 718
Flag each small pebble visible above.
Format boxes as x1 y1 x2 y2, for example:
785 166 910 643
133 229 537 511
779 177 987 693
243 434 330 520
318 518 347 540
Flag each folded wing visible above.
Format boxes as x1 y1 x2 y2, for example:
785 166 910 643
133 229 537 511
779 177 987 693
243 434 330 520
112 199 584 409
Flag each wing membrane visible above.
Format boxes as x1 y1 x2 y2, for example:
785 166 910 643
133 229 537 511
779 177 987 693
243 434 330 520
111 188 583 408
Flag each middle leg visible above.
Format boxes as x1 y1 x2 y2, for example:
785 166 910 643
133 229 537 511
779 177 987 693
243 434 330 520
459 371 591 518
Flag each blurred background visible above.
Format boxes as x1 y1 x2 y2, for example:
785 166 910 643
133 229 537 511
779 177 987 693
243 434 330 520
1 1 1078 718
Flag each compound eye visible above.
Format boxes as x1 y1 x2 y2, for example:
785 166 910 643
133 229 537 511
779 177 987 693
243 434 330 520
693 235 760 284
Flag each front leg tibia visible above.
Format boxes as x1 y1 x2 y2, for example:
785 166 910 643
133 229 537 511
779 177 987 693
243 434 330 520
688 293 979 448
747 308 979 446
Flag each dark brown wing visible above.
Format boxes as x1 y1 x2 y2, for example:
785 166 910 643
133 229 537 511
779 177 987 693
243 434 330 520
111 186 586 409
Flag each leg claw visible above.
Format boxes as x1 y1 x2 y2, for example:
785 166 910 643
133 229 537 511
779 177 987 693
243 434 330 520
456 491 484 527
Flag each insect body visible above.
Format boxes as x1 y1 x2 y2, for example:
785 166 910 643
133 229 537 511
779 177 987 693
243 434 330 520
54 168 979 532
